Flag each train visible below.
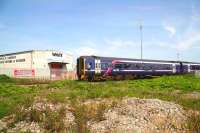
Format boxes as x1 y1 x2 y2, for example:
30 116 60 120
77 56 200 81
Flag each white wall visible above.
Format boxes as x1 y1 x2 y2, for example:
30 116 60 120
0 52 32 77
0 50 74 79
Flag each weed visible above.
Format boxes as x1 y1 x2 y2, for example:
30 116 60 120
71 102 90 133
70 99 117 132
93 103 107 122
187 112 200 133
43 107 66 132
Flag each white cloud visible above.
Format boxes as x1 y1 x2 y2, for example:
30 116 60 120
164 25 176 37
176 33 200 50
159 6 200 51
71 39 137 58
104 39 136 48
81 40 97 47
75 46 98 56
175 6 200 51
152 31 200 51
149 38 170 48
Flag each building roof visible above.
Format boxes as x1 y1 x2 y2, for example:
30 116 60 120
0 50 33 56
0 50 72 56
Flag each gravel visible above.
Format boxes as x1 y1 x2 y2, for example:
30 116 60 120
88 98 188 133
6 121 43 133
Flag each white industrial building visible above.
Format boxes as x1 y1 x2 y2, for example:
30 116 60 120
0 50 74 80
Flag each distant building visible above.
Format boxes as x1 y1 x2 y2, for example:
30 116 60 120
0 50 74 80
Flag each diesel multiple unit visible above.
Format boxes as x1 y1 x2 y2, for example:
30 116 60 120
77 56 200 81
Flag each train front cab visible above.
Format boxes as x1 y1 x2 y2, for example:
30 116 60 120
77 56 102 81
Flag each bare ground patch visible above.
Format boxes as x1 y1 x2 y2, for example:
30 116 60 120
182 92 200 100
88 98 188 133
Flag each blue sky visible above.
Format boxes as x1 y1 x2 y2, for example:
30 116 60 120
0 0 200 62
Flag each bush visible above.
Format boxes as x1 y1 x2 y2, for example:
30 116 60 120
0 75 13 83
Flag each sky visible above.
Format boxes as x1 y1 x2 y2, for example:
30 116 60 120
0 0 200 62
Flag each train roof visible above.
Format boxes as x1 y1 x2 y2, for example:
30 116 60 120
80 55 200 65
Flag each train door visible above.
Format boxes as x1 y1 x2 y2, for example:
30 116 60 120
179 63 188 73
188 64 191 73
183 64 188 73
77 57 85 80
95 58 101 74
172 64 176 74
180 62 183 73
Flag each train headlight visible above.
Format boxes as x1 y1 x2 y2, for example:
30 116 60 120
113 69 120 72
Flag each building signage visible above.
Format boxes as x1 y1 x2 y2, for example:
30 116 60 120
14 69 35 77
0 55 25 64
52 52 63 57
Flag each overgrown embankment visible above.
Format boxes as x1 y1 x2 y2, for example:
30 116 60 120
0 74 199 132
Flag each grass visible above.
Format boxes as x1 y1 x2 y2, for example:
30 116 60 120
0 74 200 131
1 74 200 118
47 74 200 110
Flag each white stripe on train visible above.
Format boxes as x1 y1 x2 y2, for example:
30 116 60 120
85 70 173 72
113 60 179 65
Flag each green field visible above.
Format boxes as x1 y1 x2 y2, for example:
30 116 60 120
0 74 200 119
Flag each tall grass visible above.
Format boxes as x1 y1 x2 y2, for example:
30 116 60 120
1 75 200 115
46 75 200 110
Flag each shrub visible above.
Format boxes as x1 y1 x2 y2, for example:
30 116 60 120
0 75 13 83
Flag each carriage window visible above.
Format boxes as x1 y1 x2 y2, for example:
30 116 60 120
135 64 141 69
115 64 122 69
124 64 131 69
108 63 112 67
143 64 152 70
164 64 172 70
87 63 92 69
101 63 108 69
191 65 200 70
